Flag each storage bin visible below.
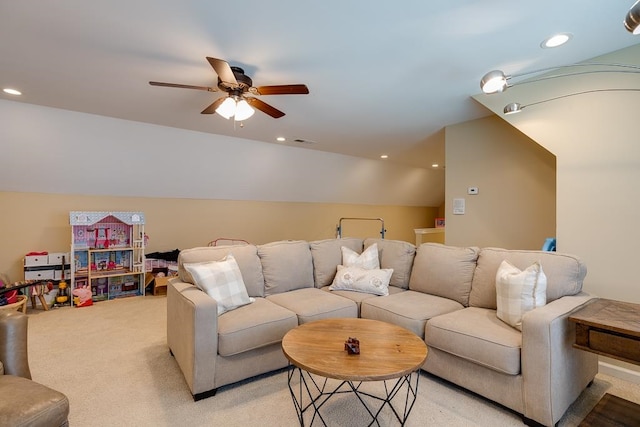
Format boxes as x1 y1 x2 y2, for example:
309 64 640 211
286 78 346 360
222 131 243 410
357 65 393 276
24 270 55 280
24 256 49 267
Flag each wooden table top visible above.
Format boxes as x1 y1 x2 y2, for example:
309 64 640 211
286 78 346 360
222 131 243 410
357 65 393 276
281 318 427 381
569 298 640 338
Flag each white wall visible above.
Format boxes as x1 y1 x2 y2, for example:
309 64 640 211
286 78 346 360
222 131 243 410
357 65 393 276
0 99 442 207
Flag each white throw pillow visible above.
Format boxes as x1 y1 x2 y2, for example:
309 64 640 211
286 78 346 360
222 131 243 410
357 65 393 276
329 265 392 296
184 254 254 315
495 260 547 331
341 243 379 270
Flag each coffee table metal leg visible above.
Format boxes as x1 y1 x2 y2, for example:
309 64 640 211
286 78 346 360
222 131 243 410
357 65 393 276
287 365 420 426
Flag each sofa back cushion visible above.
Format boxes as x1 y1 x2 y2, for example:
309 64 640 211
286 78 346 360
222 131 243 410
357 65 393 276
178 244 265 297
364 238 416 289
310 238 363 288
258 240 314 296
408 243 479 306
469 247 587 309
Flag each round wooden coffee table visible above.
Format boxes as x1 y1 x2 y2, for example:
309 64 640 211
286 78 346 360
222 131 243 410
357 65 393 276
282 318 427 426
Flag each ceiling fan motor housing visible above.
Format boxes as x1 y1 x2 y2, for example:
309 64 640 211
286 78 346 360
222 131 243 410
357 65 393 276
218 66 253 93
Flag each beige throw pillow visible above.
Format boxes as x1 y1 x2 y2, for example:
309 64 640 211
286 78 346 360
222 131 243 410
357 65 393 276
342 243 379 270
329 265 393 296
184 254 254 315
495 260 547 331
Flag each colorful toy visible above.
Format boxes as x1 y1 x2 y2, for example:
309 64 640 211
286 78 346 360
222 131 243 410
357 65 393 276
72 285 93 307
56 281 69 304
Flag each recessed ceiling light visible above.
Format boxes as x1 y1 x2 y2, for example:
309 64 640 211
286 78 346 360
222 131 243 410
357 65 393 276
3 88 22 96
541 33 572 49
276 137 286 142
380 155 388 159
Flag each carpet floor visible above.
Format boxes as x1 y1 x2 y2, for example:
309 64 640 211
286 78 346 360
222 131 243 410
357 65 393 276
24 295 640 426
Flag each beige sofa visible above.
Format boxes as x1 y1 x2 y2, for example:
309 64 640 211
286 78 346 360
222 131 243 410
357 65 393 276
167 238 597 427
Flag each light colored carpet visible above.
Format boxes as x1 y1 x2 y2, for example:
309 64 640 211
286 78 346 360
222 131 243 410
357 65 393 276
24 296 640 426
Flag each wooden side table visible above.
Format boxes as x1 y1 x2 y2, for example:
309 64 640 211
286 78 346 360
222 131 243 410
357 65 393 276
569 298 640 426
569 298 640 364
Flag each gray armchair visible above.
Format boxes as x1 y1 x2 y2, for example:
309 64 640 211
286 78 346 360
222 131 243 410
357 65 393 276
0 310 69 427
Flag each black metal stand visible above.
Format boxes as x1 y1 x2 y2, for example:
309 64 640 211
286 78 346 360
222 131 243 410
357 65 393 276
287 365 420 426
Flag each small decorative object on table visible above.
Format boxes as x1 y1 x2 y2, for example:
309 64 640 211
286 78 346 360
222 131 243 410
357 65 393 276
435 217 445 228
344 337 360 354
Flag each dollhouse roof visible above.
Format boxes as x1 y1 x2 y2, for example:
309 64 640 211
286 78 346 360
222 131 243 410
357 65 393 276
69 211 145 226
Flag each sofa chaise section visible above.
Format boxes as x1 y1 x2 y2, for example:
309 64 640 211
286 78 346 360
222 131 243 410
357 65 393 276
423 246 598 427
167 240 357 400
167 243 299 400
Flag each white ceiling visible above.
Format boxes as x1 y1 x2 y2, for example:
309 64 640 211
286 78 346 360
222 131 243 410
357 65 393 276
1 1 639 169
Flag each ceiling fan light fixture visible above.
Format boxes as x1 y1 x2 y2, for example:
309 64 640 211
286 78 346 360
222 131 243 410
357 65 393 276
234 99 255 121
216 97 236 119
480 70 509 94
625 0 640 34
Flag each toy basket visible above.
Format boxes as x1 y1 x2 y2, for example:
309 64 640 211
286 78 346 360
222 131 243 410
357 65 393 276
0 295 27 314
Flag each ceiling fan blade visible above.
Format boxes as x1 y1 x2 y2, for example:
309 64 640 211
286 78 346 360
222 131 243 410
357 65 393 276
149 81 217 92
206 57 237 85
255 84 309 95
201 97 226 114
246 97 285 118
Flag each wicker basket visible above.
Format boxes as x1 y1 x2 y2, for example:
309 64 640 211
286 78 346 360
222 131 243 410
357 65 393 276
0 295 27 314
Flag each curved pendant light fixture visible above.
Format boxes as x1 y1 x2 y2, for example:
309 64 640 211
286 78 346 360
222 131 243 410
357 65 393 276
502 88 640 115
480 63 640 94
625 0 640 34
215 95 255 121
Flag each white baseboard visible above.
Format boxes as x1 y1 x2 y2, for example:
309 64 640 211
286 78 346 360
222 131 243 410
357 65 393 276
599 361 640 385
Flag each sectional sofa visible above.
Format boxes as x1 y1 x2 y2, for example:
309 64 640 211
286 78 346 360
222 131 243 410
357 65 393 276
167 238 597 427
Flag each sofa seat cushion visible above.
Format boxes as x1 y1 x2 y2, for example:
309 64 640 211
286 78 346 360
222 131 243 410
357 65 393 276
469 247 586 309
310 238 363 288
322 284 405 315
266 287 357 324
258 240 314 296
178 244 265 297
409 243 479 306
217 297 298 357
360 290 463 339
364 238 416 289
426 307 522 375
0 375 69 427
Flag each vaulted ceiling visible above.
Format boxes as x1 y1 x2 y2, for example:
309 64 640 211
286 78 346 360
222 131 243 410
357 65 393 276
1 1 638 169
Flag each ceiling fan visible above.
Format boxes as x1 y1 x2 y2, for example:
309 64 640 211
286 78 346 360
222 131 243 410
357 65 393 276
149 57 309 120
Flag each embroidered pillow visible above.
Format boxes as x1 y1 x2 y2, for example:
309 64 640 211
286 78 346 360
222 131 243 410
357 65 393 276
341 243 379 270
495 260 547 331
329 265 393 296
184 254 254 315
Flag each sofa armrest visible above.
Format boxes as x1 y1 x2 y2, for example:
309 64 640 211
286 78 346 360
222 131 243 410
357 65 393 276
521 292 598 426
0 311 32 379
167 279 219 397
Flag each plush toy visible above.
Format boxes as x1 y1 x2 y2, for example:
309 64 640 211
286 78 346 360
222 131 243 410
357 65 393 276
72 285 93 307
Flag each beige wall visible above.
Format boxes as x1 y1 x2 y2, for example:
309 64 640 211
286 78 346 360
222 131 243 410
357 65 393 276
473 44 640 305
473 45 640 377
0 191 436 282
444 115 556 249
